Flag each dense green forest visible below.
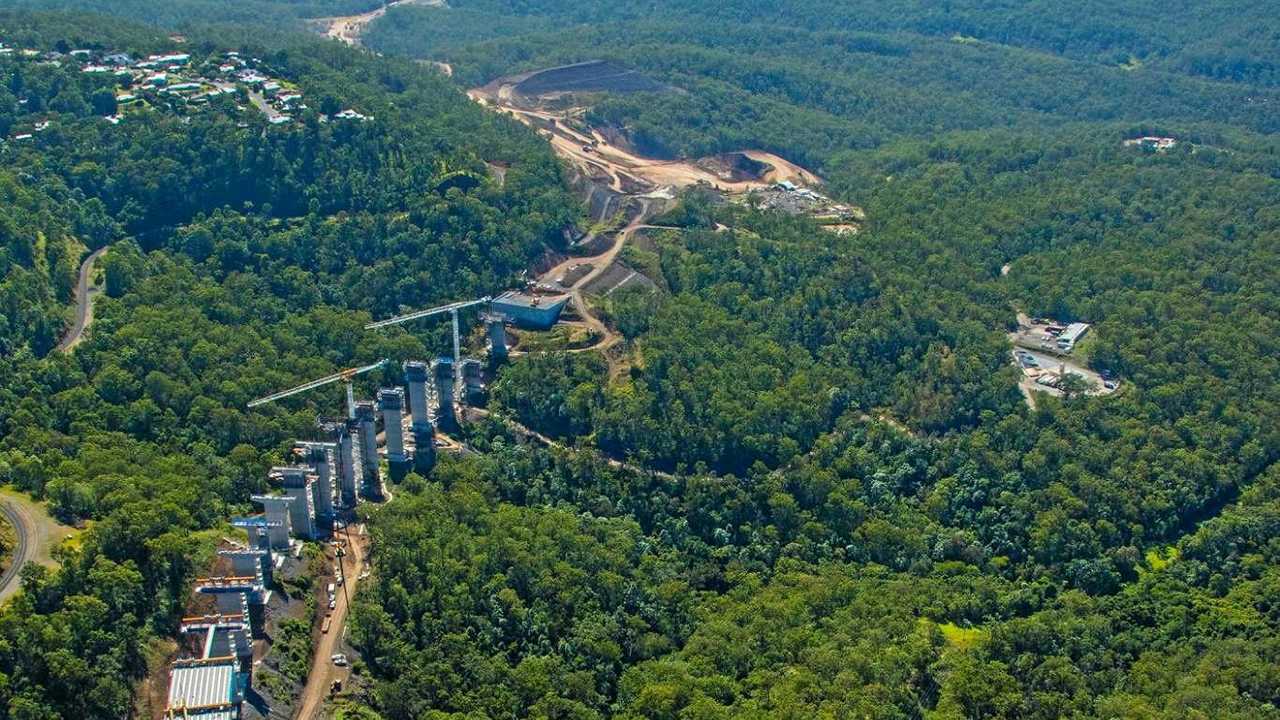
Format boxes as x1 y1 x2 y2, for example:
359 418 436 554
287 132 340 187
364 2 1279 169
9 0 382 32
0 1 1278 720
379 0 1280 86
352 2 1280 719
0 10 576 718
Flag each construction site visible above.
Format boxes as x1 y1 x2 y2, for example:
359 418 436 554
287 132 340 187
469 63 825 201
161 282 587 718
152 40 856 716
1009 314 1120 407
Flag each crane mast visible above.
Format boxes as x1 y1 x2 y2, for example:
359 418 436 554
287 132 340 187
366 296 492 407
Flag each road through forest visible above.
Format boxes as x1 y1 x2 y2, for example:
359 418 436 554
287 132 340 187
288 16 681 718
56 246 107 352
0 490 76 604
292 529 368 720
0 502 32 605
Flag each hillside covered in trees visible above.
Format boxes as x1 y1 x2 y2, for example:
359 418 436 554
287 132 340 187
0 9 575 718
365 0 1278 169
352 2 1280 720
7 0 384 32
0 2 1278 720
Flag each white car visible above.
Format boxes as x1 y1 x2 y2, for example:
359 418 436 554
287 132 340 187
331 653 348 666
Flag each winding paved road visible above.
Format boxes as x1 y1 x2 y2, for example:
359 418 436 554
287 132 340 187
56 246 108 353
0 499 35 604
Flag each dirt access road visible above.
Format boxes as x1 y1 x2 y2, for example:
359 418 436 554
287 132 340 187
538 198 659 356
56 245 107 352
293 529 369 720
469 87 821 367
469 95 819 195
315 0 445 47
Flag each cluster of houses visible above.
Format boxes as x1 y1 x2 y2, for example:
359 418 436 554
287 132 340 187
1 41 373 141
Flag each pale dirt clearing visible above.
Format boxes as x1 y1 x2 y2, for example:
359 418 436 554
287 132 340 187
314 0 445 47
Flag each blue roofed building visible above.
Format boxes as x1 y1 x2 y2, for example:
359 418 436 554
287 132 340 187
491 291 570 330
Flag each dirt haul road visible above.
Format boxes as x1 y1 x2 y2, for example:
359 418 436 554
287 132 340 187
535 198 661 362
469 86 822 367
293 530 368 720
470 95 819 194
316 0 444 47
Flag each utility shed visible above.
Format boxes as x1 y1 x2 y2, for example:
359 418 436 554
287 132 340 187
491 291 569 330
166 659 242 719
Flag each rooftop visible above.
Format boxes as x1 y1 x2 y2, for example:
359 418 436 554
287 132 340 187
1060 322 1090 343
493 291 570 310
166 659 240 717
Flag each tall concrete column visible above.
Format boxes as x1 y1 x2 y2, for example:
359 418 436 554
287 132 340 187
295 442 336 532
488 317 508 363
378 388 407 462
270 467 318 540
251 496 293 549
335 421 362 506
355 401 381 496
404 361 430 427
433 358 457 430
379 387 412 483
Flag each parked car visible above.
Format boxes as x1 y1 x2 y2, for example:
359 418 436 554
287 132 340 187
331 654 348 666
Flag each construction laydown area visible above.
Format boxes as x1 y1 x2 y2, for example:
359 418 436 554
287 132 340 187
1009 314 1121 407
465 59 863 371
468 61 856 225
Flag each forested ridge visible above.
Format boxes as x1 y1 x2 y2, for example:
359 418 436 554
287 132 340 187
0 10 576 718
8 0 384 32
354 2 1280 719
365 2 1279 170
0 2 1278 720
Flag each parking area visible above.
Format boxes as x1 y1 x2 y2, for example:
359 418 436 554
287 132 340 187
1012 346 1119 402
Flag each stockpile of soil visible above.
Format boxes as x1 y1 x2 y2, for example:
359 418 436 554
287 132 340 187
698 152 773 183
515 60 670 96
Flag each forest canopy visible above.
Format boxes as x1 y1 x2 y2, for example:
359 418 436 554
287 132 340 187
0 2 1278 720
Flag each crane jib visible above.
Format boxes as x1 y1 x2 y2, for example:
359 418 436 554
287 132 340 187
247 359 389 408
364 296 491 330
